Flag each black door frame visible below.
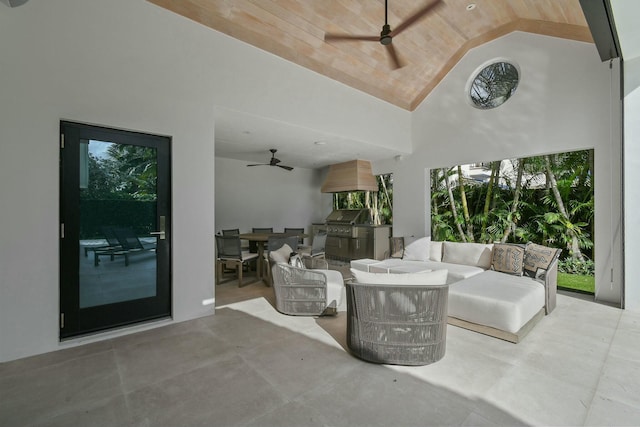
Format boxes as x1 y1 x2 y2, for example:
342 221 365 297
59 121 172 339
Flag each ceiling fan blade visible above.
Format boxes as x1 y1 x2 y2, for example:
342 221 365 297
277 165 294 171
324 34 379 42
385 43 403 69
389 0 441 38
247 164 268 167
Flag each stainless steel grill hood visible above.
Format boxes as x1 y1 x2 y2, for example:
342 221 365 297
321 160 378 193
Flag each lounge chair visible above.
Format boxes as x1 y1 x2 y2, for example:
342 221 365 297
94 227 156 267
83 226 122 257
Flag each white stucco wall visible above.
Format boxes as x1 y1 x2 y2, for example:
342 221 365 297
623 56 640 311
375 32 623 307
0 0 220 362
0 0 410 362
214 157 333 237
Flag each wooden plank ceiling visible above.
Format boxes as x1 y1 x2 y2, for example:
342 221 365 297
147 0 592 111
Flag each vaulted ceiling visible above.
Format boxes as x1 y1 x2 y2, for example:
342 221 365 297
148 0 592 111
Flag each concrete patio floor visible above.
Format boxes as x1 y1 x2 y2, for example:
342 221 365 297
2 274 639 426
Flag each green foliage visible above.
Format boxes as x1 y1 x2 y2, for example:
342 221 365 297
430 150 595 262
558 258 595 276
80 142 158 238
84 144 157 202
106 144 157 201
333 174 393 224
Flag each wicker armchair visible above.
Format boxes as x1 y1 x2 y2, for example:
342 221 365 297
264 235 301 285
346 281 449 365
271 263 344 316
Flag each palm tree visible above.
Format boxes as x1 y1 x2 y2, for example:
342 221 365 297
543 154 585 261
443 168 467 241
106 144 157 201
501 158 525 242
480 161 500 242
457 165 474 242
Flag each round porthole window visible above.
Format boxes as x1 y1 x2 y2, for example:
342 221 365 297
469 61 519 109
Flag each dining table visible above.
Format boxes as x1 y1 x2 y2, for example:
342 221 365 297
238 232 308 283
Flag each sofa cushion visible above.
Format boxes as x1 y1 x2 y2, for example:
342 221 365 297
402 236 431 261
430 241 443 262
350 258 383 272
448 270 545 333
388 264 433 274
375 260 484 284
442 241 493 269
491 244 525 276
350 268 448 286
367 258 408 273
523 243 561 281
437 262 486 283
269 243 293 264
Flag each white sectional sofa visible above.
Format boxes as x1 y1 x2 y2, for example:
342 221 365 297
350 238 560 343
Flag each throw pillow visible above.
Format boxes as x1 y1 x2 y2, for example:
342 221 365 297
402 236 431 261
429 241 443 262
442 241 493 269
269 243 293 264
491 243 525 276
289 253 305 269
350 268 448 286
523 242 561 281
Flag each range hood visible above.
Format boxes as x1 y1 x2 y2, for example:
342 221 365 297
321 160 378 193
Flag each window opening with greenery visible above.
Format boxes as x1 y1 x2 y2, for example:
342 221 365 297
80 140 158 239
430 150 594 294
469 61 519 109
333 174 393 225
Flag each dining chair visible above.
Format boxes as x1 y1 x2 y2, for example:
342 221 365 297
220 228 245 269
300 231 327 259
215 235 260 287
250 227 273 253
252 227 274 233
387 236 405 259
284 227 305 246
221 228 240 235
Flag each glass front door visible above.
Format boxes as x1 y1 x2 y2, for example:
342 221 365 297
60 121 172 339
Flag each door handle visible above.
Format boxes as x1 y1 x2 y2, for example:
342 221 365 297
150 216 166 240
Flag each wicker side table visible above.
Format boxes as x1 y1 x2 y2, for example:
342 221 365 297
346 281 449 365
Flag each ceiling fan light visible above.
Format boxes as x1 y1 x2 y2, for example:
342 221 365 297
380 24 393 45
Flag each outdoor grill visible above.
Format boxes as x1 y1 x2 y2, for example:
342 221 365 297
324 209 374 260
325 209 372 236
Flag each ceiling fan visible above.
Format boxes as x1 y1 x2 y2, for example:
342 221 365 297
247 149 294 171
324 0 442 69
